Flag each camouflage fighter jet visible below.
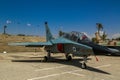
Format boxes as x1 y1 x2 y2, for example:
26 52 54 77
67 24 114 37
9 22 98 69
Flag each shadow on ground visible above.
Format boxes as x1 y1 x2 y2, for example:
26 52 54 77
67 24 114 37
12 57 110 75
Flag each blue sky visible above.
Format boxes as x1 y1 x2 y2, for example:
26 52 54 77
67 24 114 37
0 0 120 37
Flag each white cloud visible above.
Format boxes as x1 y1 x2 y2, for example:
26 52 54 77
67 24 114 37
27 23 31 26
6 20 12 24
112 33 120 39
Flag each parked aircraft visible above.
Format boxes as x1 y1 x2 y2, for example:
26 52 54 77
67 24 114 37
60 31 120 55
9 22 99 69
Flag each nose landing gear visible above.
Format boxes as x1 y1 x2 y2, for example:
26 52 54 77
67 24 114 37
44 51 51 62
81 56 87 69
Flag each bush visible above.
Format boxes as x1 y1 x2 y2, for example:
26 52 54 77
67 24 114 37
17 34 26 36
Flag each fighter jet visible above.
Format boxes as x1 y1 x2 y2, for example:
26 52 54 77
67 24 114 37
61 31 120 55
9 22 98 69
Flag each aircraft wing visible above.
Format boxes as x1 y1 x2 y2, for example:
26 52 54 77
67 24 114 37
8 41 52 47
8 37 92 49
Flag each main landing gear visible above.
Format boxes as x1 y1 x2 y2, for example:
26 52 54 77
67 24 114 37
81 56 87 69
44 51 51 62
65 54 72 61
44 52 72 62
44 52 88 69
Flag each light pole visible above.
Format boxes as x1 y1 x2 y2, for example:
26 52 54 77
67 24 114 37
3 25 7 34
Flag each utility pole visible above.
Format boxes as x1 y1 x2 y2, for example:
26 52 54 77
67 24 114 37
3 25 7 34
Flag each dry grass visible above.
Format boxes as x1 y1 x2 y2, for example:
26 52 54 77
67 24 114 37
0 34 46 53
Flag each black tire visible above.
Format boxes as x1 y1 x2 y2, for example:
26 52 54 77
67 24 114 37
67 55 72 61
81 62 87 69
44 56 48 62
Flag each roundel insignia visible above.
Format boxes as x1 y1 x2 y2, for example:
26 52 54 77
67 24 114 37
72 47 76 52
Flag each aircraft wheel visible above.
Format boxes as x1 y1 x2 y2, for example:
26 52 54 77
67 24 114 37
81 62 87 69
44 56 48 62
67 55 72 61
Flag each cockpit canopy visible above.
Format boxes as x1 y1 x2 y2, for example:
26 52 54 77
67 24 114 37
61 31 91 42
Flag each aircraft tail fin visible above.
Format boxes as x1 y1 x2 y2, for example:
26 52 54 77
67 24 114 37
45 22 54 41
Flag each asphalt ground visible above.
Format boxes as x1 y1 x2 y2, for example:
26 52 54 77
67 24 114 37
0 52 120 80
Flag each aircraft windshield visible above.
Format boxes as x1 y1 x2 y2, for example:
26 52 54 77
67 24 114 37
62 31 90 42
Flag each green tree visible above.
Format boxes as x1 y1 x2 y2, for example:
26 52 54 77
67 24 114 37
96 23 103 36
101 31 107 41
59 30 64 36
92 37 97 43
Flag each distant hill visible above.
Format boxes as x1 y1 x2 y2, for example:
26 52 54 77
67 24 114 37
0 34 46 53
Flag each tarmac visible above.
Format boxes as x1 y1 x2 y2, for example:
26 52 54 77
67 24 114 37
0 52 120 80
